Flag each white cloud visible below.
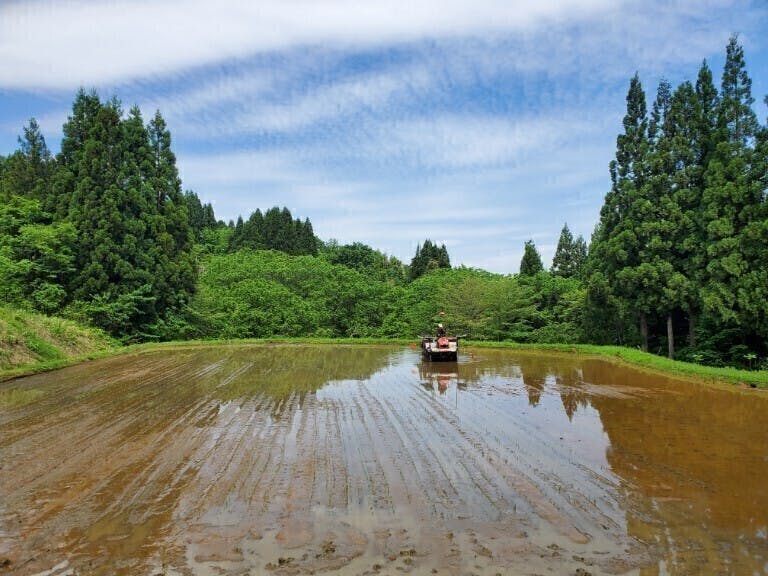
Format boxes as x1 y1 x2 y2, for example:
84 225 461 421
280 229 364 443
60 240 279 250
384 115 597 170
0 0 616 90
165 63 435 139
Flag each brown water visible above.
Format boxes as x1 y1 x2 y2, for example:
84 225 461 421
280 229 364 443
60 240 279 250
0 344 766 575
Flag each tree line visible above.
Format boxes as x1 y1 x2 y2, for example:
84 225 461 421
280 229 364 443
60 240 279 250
586 36 768 365
1 92 196 338
0 36 765 369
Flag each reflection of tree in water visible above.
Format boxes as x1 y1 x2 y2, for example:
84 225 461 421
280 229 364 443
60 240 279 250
522 373 545 406
556 370 588 421
513 354 586 416
421 350 593 418
581 359 768 574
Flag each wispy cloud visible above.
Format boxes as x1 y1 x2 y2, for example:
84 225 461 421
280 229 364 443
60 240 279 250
162 62 435 140
0 0 616 90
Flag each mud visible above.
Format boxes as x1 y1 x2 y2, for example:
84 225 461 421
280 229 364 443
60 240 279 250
1 344 767 575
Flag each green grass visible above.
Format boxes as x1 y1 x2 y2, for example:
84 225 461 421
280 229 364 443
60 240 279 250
0 305 116 378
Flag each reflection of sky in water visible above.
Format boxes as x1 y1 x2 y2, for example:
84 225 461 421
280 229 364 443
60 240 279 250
318 347 768 573
6 344 768 575
321 350 611 470
318 348 618 513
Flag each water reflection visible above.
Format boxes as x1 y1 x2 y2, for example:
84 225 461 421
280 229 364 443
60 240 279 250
448 349 768 575
418 361 460 394
2 344 767 575
417 351 592 421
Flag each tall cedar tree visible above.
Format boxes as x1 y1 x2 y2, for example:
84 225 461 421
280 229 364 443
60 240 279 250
551 224 587 278
54 93 196 336
519 240 543 276
701 36 760 336
184 190 217 239
590 73 652 350
227 206 317 255
0 119 53 204
641 79 690 359
409 240 450 280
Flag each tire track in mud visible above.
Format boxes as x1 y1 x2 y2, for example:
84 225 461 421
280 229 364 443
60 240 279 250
1 345 651 576
454 379 628 543
0 352 258 575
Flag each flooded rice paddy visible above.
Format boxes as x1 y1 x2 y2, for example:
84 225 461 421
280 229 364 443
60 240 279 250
1 344 767 575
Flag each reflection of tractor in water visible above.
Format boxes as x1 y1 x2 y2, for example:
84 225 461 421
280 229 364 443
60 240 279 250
418 362 459 394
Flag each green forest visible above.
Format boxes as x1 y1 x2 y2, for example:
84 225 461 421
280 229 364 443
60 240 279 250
1 37 766 369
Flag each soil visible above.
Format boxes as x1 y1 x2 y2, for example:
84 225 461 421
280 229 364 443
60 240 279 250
1 344 766 575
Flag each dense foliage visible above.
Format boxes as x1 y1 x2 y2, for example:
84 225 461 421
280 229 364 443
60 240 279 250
0 36 765 369
182 254 585 344
1 94 197 339
229 206 318 255
588 36 768 366
409 239 451 279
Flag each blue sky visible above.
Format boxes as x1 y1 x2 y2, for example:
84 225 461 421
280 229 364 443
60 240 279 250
1 0 767 273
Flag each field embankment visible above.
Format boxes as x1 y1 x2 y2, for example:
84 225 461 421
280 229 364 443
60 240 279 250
0 306 116 384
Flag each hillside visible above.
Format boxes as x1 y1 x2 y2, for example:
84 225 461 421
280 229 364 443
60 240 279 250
0 306 115 374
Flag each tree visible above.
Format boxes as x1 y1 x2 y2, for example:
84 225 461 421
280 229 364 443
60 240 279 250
47 94 197 337
409 239 451 280
0 196 75 312
228 206 317 256
701 35 760 336
519 240 543 276
298 217 318 256
551 224 587 278
146 110 197 319
184 190 217 239
1 119 53 207
589 73 651 350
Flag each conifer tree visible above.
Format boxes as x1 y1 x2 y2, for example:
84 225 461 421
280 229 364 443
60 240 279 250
1 119 53 207
551 223 586 278
146 110 196 316
299 217 318 256
51 89 102 219
572 235 587 277
230 216 245 251
184 190 218 239
701 35 760 332
409 239 450 280
240 209 265 250
591 73 651 350
519 240 543 276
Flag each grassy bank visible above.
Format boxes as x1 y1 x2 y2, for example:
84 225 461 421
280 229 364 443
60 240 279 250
0 306 116 384
2 332 765 391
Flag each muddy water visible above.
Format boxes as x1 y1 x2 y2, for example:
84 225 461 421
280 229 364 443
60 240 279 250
0 344 767 575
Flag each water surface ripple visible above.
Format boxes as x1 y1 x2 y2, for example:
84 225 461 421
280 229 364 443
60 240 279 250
1 344 766 575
